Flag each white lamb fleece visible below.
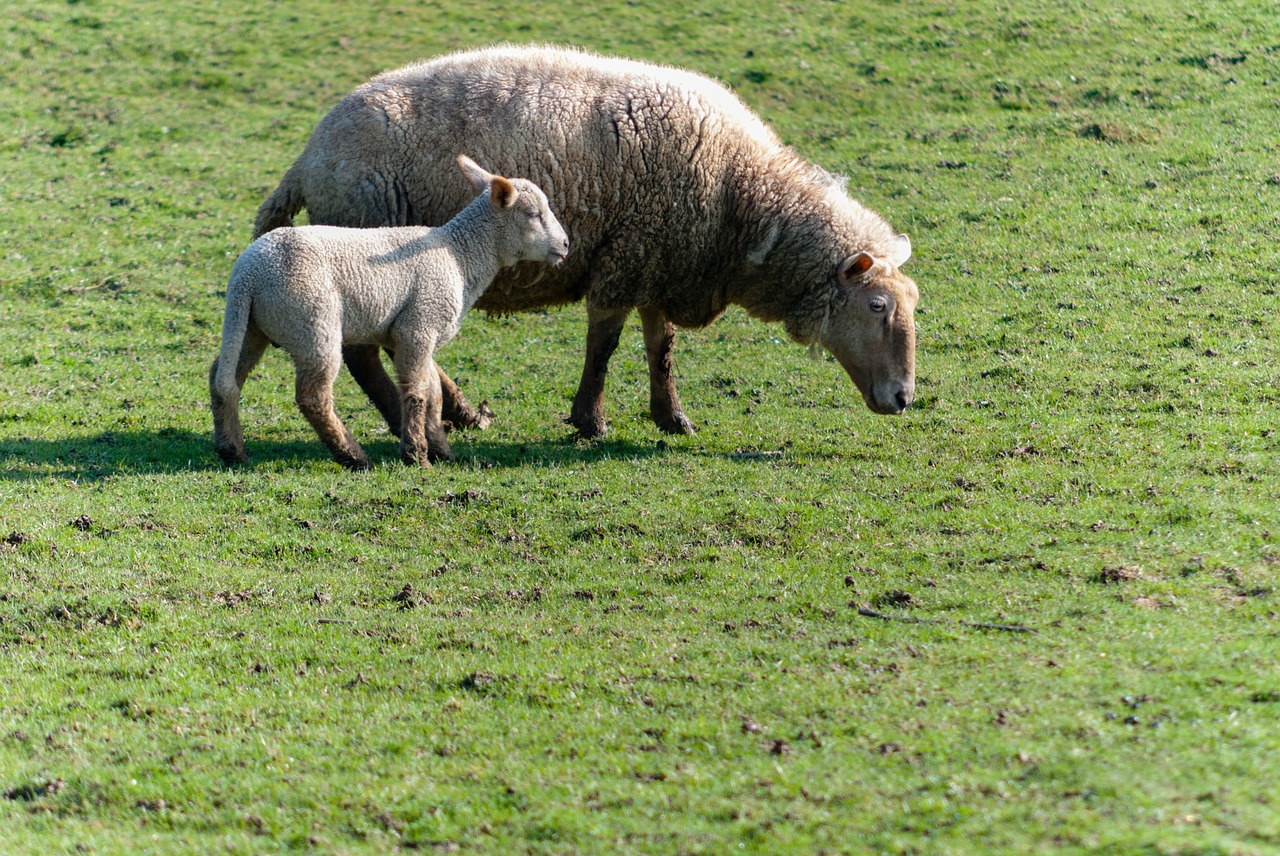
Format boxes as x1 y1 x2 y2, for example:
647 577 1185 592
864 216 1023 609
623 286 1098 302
211 156 568 470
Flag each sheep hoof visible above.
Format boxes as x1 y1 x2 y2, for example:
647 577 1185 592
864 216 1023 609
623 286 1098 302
338 454 372 471
215 445 248 466
567 412 608 439
656 410 697 435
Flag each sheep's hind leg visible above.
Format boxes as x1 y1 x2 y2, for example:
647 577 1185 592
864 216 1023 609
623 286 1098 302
343 344 403 438
209 325 270 464
569 305 630 438
638 305 696 435
295 362 370 471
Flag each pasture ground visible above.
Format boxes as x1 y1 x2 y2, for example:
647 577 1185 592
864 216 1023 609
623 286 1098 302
2 0 1278 852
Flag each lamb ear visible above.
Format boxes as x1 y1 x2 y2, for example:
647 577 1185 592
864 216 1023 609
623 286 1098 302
489 176 518 209
838 252 876 285
457 154 493 194
889 233 912 267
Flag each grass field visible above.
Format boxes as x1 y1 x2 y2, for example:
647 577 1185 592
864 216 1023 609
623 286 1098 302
3 0 1279 852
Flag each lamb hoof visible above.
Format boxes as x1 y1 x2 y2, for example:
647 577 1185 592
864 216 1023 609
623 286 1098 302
400 444 432 468
655 411 697 435
448 400 494 432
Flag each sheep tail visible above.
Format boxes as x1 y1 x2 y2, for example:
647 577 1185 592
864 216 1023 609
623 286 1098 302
252 162 306 238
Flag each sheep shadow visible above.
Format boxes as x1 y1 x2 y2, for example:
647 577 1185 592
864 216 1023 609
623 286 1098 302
436 432 665 469
0 428 663 481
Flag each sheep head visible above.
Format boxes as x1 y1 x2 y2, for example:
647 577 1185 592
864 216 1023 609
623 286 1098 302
819 236 917 415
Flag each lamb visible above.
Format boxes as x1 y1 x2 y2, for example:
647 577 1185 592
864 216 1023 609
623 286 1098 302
254 44 919 440
211 155 569 470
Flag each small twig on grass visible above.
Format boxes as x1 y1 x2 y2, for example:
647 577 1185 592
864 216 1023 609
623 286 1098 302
855 606 1037 634
66 277 126 295
958 619 1038 634
726 449 784 460
317 618 356 625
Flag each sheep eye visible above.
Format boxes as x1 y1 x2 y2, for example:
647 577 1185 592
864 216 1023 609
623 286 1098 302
868 296 888 313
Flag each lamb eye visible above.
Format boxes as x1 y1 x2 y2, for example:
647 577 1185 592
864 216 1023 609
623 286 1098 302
869 296 888 313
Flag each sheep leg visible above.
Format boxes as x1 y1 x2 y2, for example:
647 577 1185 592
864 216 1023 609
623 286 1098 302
569 305 630 438
295 361 370 471
210 325 270 464
394 348 451 466
638 306 696 435
342 344 403 438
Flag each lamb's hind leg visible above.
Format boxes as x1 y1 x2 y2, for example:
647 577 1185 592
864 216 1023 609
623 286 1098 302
438 365 492 431
345 345 489 437
638 305 696 435
569 305 630 438
295 357 370 471
210 325 270 464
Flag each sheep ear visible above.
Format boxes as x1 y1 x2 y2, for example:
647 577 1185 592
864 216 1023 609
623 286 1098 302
457 154 493 194
889 233 912 267
838 252 876 285
489 176 518 209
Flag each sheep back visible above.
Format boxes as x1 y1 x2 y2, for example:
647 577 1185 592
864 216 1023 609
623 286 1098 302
262 45 880 327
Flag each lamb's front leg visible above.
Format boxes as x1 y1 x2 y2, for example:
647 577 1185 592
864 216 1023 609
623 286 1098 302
394 346 452 467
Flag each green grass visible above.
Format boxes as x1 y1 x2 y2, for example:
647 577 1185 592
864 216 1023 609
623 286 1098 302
3 0 1280 852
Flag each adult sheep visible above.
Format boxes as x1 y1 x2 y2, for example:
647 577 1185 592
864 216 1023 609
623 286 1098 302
254 44 919 439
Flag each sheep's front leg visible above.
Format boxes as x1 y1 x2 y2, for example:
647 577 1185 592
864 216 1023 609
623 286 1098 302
394 346 451 467
569 305 630 438
295 360 370 471
638 305 696 435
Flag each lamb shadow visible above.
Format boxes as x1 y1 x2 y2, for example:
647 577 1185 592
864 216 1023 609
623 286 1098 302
0 428 662 481
0 429 369 482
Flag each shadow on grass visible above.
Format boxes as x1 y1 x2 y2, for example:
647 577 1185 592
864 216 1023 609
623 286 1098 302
0 428 666 480
449 432 665 469
0 429 343 481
